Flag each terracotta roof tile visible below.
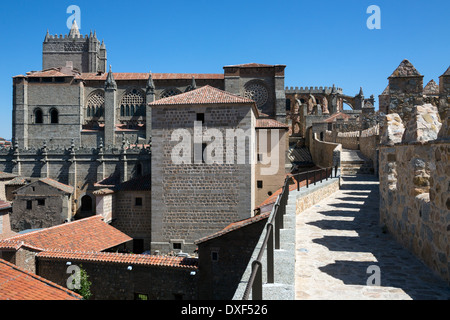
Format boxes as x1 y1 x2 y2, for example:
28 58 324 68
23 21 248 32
224 63 276 68
26 69 72 78
80 73 224 81
149 85 256 106
195 212 270 244
0 200 12 210
256 118 289 129
323 111 352 123
0 258 82 300
0 215 132 252
38 177 74 194
37 251 198 270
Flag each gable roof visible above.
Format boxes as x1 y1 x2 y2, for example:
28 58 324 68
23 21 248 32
256 118 289 129
13 177 74 195
323 111 352 123
0 258 82 300
388 59 422 78
195 212 270 245
0 215 132 252
149 85 256 107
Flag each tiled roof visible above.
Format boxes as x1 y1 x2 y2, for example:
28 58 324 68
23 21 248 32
0 215 132 252
38 177 74 194
224 63 276 68
149 85 256 106
0 200 11 210
37 251 198 270
0 172 16 180
115 174 151 191
26 69 72 78
389 59 422 78
323 111 351 123
5 176 30 186
0 258 82 300
195 212 270 244
94 174 151 192
80 73 224 81
256 118 289 129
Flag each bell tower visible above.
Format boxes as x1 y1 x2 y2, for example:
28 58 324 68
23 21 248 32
42 20 107 73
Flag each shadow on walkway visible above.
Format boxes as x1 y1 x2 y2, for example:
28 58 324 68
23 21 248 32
306 175 450 300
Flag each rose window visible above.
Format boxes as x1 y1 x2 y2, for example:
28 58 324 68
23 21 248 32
244 82 269 108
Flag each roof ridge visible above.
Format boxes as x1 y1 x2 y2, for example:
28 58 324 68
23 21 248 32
149 85 256 106
1 215 102 242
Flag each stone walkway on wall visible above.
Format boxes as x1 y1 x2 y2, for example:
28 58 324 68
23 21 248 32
295 175 450 300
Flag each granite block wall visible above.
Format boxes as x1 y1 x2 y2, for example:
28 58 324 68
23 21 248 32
379 104 450 283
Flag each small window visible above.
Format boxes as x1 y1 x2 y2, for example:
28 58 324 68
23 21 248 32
196 113 205 123
26 200 32 210
173 242 182 250
35 109 43 124
257 180 263 189
37 199 45 206
50 109 59 124
135 197 142 206
211 251 219 262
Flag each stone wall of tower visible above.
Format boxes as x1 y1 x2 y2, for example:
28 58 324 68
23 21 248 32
12 77 83 149
151 103 256 254
43 34 106 73
223 65 286 122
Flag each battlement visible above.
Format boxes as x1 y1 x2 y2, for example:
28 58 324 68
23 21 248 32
42 22 106 73
285 86 343 95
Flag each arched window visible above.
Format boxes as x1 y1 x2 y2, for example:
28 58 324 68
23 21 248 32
85 91 105 122
120 89 145 119
80 195 93 212
50 109 59 124
160 88 181 99
34 108 43 124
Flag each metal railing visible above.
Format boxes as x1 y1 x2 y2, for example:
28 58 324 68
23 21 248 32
242 166 339 300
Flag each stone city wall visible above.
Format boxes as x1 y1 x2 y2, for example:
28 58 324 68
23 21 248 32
308 128 341 169
379 104 450 283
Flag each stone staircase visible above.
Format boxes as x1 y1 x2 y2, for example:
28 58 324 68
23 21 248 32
340 149 374 175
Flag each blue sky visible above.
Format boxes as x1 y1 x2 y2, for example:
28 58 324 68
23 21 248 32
0 0 448 140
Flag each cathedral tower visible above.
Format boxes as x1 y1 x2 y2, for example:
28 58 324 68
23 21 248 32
42 20 107 73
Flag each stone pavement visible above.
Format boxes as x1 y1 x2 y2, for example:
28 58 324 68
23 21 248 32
295 175 450 300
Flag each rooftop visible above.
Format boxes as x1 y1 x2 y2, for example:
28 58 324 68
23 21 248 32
0 258 82 300
195 212 270 244
37 250 198 270
149 85 256 107
0 215 132 252
256 118 289 129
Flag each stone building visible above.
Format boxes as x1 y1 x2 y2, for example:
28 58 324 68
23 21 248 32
2 21 288 224
149 85 259 253
10 177 74 232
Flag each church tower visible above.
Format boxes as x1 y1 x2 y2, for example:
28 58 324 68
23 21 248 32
42 20 107 73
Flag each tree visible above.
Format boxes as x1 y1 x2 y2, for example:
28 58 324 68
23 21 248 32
73 264 92 300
